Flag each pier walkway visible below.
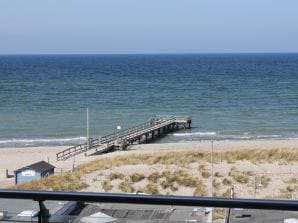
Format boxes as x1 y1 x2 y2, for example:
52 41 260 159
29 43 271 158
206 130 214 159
56 116 191 161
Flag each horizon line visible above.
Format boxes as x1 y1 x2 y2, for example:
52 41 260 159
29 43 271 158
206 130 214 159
1 52 298 56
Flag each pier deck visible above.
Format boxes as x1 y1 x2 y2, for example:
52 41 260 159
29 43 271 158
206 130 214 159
56 116 191 161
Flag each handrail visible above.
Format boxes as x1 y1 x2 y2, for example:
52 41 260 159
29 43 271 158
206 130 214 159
100 117 175 144
56 138 100 161
0 189 298 211
56 116 189 160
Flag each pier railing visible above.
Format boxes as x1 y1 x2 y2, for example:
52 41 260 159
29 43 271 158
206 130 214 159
56 138 100 161
100 117 175 144
56 116 191 161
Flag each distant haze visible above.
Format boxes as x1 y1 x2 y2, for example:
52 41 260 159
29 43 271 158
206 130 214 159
0 0 298 54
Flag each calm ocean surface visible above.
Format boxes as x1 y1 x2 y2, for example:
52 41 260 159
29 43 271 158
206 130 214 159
0 54 297 147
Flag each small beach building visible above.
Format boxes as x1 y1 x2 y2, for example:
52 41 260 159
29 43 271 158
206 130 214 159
14 161 55 184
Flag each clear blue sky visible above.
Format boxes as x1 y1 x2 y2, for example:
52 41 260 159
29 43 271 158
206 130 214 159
1 0 298 54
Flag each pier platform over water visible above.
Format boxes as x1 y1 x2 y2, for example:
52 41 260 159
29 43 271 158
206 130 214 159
56 116 191 161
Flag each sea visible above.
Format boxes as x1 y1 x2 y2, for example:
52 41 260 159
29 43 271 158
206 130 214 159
0 54 297 148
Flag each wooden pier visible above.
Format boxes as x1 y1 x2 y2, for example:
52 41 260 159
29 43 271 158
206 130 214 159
56 116 191 161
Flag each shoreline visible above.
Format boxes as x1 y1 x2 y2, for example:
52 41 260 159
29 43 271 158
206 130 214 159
1 139 298 188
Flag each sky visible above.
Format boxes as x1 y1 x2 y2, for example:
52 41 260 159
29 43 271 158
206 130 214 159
0 0 298 54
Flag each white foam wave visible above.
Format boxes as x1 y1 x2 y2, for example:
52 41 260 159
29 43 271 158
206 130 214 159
0 137 86 144
172 132 217 137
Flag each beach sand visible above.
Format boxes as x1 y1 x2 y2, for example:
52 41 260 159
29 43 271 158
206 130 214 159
1 139 298 190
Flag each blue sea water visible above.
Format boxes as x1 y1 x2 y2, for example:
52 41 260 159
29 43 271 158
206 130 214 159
0 54 297 147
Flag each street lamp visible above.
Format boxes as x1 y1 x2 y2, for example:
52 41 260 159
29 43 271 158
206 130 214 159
86 108 89 149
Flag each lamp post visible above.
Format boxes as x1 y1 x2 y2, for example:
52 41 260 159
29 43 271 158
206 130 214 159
210 139 214 223
86 108 89 149
211 139 214 197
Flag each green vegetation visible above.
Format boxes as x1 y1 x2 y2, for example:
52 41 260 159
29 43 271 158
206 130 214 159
101 180 113 192
228 167 249 184
193 180 207 196
213 208 226 220
260 175 271 188
142 183 159 194
215 171 223 177
130 172 145 182
118 180 135 193
109 172 125 181
13 148 298 199
222 178 232 186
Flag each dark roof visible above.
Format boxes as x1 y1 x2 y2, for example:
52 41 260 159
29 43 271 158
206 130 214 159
14 161 55 173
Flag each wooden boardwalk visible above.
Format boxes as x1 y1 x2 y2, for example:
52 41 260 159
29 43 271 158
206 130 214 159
56 116 191 161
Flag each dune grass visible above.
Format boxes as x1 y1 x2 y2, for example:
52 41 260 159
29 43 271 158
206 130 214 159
141 183 159 194
14 172 88 191
260 175 271 188
118 180 135 193
228 167 250 184
193 180 207 196
13 148 298 192
109 172 125 181
130 172 145 183
101 180 113 192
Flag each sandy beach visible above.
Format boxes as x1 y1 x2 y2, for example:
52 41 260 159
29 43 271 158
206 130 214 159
1 139 298 191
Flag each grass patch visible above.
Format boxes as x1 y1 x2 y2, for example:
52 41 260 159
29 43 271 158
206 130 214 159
213 179 221 190
101 180 113 192
193 180 207 196
14 172 88 191
229 167 249 184
260 175 271 188
118 180 135 193
130 173 145 183
161 170 198 187
222 178 232 186
201 171 211 178
215 171 223 177
213 208 226 220
198 164 206 172
287 177 297 184
109 172 125 181
141 183 159 194
222 188 231 198
13 148 298 191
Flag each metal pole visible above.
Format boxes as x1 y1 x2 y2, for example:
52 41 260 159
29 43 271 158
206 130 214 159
210 139 214 223
254 175 257 198
211 140 214 197
87 108 89 149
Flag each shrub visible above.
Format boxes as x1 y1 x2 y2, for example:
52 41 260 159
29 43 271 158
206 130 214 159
222 188 231 198
143 183 159 194
193 181 207 196
202 171 211 178
215 172 223 177
213 208 226 220
118 180 134 193
287 177 297 184
101 180 112 192
109 172 125 181
148 172 161 183
130 173 145 183
198 164 206 172
260 175 271 188
213 179 221 189
229 167 249 184
222 178 232 186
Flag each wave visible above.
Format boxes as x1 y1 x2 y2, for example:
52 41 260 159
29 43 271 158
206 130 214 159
171 131 287 140
172 132 217 137
0 137 86 147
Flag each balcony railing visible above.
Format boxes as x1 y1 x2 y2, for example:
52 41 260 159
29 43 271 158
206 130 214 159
0 189 297 223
